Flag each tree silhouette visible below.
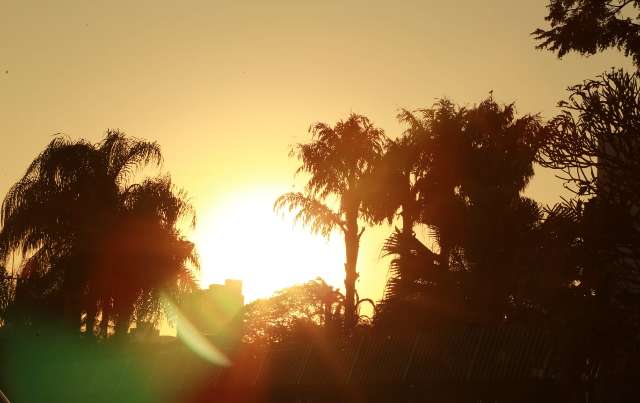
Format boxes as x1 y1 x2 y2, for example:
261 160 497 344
395 101 470 272
533 0 640 66
374 98 545 325
537 70 640 331
457 99 544 321
539 69 640 205
242 278 344 344
130 186 197 337
94 176 198 336
366 103 467 327
537 70 640 380
0 131 197 335
274 114 385 330
362 133 423 234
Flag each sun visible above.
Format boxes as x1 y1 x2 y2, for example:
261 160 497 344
191 187 345 302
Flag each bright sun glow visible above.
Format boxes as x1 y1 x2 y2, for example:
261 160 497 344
191 188 345 302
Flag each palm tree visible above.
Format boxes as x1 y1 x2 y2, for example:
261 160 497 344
374 98 545 325
274 114 385 330
362 134 421 235
401 101 471 271
362 129 437 326
454 98 544 321
371 102 468 326
85 175 199 336
109 176 198 335
0 131 197 335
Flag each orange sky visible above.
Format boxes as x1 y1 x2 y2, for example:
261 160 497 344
0 0 633 303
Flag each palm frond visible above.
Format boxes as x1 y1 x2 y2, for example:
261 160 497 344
293 114 386 200
273 192 345 237
99 130 163 185
380 228 439 302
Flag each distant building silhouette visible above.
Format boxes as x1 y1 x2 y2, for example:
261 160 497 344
178 279 244 338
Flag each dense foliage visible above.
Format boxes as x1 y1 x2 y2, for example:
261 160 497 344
534 0 640 66
0 132 197 336
241 278 344 344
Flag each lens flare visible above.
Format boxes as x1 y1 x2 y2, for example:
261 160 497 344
162 294 230 366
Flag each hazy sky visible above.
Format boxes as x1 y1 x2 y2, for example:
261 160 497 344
0 1 632 302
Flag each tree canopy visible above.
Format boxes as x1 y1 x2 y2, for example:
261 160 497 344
241 278 344 344
539 69 640 204
534 0 640 66
374 97 546 326
0 131 197 336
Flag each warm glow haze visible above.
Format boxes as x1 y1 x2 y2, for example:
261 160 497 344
2 0 633 305
191 188 345 302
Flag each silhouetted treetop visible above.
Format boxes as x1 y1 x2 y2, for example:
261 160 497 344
360 126 425 228
533 0 640 66
242 278 344 344
0 130 162 260
539 69 640 203
373 96 547 326
294 113 385 200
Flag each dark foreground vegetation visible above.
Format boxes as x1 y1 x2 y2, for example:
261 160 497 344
2 1 640 402
5 325 631 403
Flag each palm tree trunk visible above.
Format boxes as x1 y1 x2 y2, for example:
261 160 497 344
99 303 111 338
343 209 359 331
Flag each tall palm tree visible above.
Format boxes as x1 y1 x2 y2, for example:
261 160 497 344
370 102 467 326
274 114 385 330
401 101 470 271
455 99 544 321
0 131 197 334
362 131 431 324
374 98 545 325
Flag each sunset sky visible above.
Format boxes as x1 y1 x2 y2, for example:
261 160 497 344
0 0 632 303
